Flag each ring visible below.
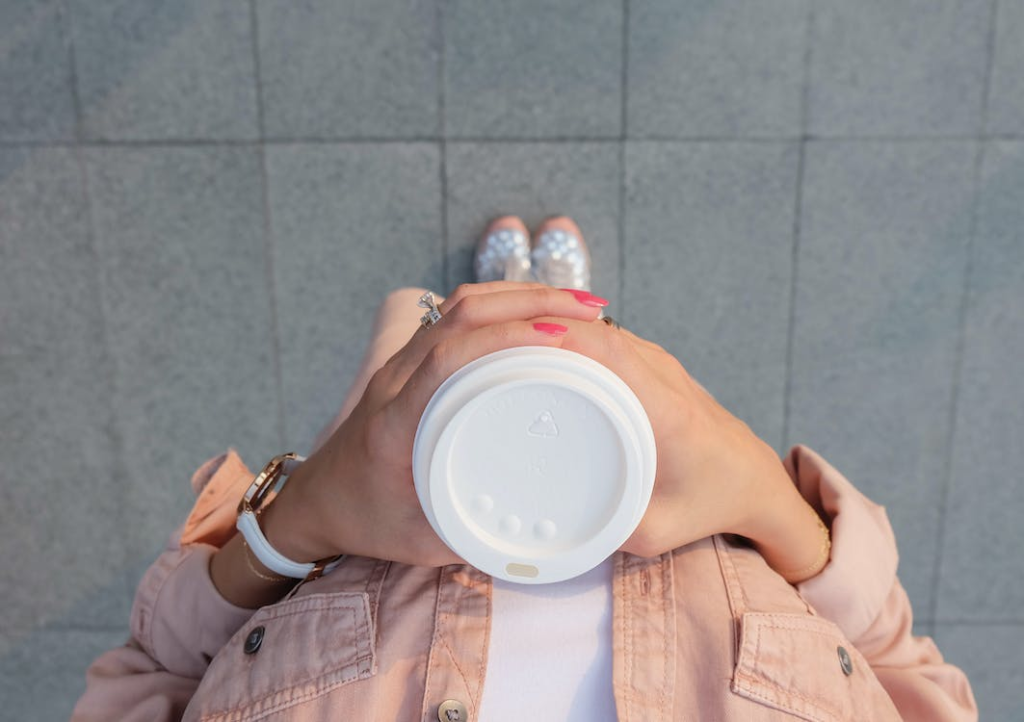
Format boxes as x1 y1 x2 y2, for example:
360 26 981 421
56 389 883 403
418 291 443 329
601 315 621 330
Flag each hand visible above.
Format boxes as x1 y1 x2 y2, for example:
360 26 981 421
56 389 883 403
553 319 825 576
260 282 607 567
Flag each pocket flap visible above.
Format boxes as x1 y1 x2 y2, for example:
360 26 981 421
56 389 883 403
732 613 900 722
189 592 376 722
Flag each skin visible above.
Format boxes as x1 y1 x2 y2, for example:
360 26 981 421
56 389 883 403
212 282 825 608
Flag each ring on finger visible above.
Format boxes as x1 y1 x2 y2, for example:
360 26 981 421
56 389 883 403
418 291 443 329
601 315 622 330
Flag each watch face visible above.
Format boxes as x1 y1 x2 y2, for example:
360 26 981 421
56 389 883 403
413 347 656 584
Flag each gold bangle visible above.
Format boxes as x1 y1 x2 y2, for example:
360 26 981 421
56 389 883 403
242 539 292 584
779 513 832 584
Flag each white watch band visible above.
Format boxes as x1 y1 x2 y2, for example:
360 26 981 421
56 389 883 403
236 454 344 579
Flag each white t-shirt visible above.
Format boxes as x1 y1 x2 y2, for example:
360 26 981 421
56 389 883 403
477 557 618 721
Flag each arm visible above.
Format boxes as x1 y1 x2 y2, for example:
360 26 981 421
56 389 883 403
787 444 978 722
72 451 260 721
73 283 608 717
550 321 977 720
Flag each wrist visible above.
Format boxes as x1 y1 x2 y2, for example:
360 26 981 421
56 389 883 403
740 468 830 584
259 458 341 564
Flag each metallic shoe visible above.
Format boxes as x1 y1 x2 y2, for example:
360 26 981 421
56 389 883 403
531 216 591 291
474 216 532 283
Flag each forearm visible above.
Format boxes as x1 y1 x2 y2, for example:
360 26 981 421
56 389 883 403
208 459 340 609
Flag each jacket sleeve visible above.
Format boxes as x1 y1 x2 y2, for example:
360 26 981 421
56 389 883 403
72 450 259 722
785 444 978 722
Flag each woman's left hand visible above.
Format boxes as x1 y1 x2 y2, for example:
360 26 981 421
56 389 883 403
552 318 825 577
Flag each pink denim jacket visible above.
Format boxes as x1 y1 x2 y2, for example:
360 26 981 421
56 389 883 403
72 444 977 721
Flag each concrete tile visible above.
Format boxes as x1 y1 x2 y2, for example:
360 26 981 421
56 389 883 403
623 141 799 452
789 141 976 617
0 627 130 721
68 0 258 140
266 144 443 453
84 146 280 554
0 148 131 630
445 142 621 304
628 0 808 138
0 1 77 141
912 620 934 639
938 142 1024 621
444 0 622 138
988 0 1024 135
933 624 1024 721
257 0 440 139
808 0 991 136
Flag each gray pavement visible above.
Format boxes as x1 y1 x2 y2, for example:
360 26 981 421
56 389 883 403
1 0 1021 719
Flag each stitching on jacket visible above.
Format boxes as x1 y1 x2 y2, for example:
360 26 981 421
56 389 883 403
713 535 748 618
420 566 446 721
625 555 634 719
198 601 374 722
733 615 845 722
442 637 473 699
139 546 206 665
732 673 832 722
659 553 670 719
474 571 491 715
200 662 371 722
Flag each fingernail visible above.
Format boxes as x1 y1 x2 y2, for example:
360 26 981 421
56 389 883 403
534 322 569 337
559 288 609 308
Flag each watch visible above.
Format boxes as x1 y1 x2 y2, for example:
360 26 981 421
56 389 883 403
236 453 344 579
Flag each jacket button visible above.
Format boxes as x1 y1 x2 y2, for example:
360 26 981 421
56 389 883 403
437 699 468 721
837 645 853 676
243 626 265 655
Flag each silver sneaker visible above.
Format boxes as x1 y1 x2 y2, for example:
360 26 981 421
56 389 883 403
531 216 591 291
473 216 532 283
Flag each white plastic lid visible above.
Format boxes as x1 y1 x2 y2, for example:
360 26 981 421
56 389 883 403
413 347 656 584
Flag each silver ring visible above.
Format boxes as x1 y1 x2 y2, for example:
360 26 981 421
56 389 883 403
418 291 443 329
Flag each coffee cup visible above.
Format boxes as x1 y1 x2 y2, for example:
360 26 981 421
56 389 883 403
412 346 656 584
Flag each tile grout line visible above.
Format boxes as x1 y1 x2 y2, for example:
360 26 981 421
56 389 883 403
248 0 287 450
617 0 629 316
55 0 83 143
781 0 816 452
927 0 999 624
7 134 1024 149
437 0 449 292
980 0 1002 137
61 0 134 610
71 137 134 610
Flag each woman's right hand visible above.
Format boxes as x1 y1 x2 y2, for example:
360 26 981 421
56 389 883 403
258 282 607 567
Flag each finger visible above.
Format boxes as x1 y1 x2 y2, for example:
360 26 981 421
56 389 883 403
393 286 608 379
543 316 648 383
437 281 551 315
385 318 573 433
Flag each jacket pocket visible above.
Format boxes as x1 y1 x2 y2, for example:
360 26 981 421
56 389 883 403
186 592 376 722
731 612 901 722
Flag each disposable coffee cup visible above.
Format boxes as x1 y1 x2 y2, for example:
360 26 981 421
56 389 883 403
412 346 656 584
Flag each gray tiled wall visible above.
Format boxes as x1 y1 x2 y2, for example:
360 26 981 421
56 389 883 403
1 0 1020 719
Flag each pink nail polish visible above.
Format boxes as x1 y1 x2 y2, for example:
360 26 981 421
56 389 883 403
559 288 609 308
534 322 569 337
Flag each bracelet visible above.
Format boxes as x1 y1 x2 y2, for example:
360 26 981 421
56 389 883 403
236 453 344 580
241 540 292 583
778 512 831 584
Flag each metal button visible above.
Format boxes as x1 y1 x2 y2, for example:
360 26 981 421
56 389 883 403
437 699 468 722
243 626 265 655
837 645 853 676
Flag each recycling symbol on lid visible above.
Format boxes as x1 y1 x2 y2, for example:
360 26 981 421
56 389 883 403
528 410 559 438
